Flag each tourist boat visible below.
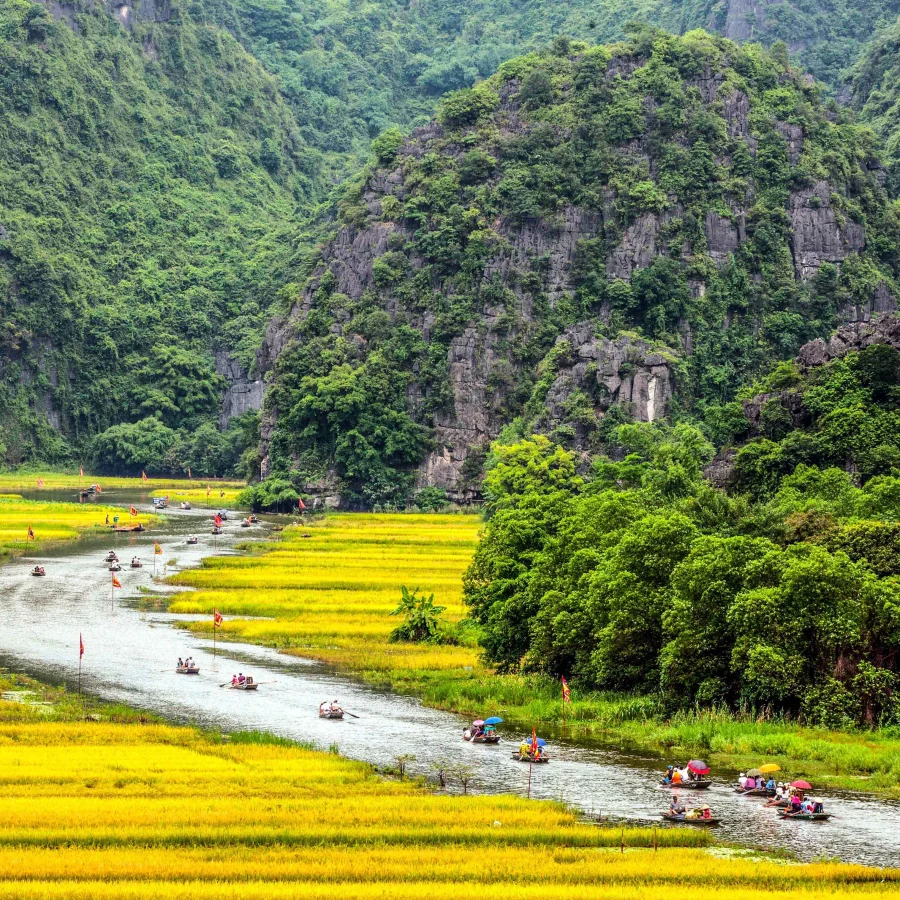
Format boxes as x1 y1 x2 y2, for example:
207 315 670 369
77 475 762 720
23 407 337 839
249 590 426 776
176 665 200 675
108 562 121 571
511 752 549 763
105 552 118 562
659 780 712 790
248 514 258 523
179 502 191 510
777 811 831 821
734 787 771 797
113 524 145 533
661 811 719 826
217 511 229 521
319 709 344 719
228 680 258 691
130 558 143 568
212 526 223 535
31 566 45 577
187 535 199 545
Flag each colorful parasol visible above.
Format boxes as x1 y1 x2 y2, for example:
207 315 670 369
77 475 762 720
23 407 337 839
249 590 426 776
687 759 710 775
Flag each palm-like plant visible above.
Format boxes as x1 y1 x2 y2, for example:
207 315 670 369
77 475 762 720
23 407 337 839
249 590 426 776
389 586 446 643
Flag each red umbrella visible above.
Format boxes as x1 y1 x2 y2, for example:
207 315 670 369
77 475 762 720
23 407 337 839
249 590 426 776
687 759 710 775
790 780 812 790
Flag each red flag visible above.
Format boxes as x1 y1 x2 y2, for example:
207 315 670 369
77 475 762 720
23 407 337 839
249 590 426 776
206 484 211 497
214 514 222 526
561 676 571 704
298 496 306 511
79 634 84 658
79 466 84 478
214 609 224 628
27 526 35 541
36 478 44 488
112 575 122 588
154 542 163 556
141 470 148 482
129 505 138 517
530 726 538 757
96 484 102 493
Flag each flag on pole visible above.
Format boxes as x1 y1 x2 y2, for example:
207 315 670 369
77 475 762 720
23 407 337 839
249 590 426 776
96 484 102 493
154 542 163 556
27 526 35 541
129 505 138 517
36 478 44 488
298 496 306 511
214 609 224 628
530 726 538 757
206 484 211 497
561 676 571 704
112 575 122 588
141 470 148 482
79 466 84 477
80 634 84 658
214 514 223 527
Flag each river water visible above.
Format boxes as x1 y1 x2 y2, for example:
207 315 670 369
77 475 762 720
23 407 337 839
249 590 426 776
1 489 899 866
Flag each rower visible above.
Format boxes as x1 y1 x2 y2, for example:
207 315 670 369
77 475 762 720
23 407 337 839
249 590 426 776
670 794 685 815
329 699 342 713
178 658 184 668
238 673 245 684
231 674 238 686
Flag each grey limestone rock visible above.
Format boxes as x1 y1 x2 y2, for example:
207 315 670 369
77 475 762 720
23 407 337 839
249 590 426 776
789 182 865 279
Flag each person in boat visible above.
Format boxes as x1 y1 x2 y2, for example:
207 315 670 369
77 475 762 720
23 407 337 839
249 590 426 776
246 676 254 686
671 768 683 785
669 795 685 816
737 772 747 789
790 791 802 812
701 806 713 820
238 673 245 685
519 740 529 758
663 765 675 784
329 699 342 713
231 674 238 686
765 776 776 793
178 658 184 668
320 701 329 716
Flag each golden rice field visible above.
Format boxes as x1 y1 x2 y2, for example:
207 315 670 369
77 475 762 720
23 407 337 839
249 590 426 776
0 472 246 508
170 514 484 675
0 495 153 556
0 677 896 899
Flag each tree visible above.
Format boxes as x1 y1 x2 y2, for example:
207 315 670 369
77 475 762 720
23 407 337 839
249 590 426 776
390 586 447 643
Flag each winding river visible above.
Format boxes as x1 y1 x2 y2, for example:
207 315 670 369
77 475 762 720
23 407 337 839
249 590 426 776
1 489 899 866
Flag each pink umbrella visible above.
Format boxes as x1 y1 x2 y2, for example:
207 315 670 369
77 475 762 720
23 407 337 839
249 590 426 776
790 780 812 790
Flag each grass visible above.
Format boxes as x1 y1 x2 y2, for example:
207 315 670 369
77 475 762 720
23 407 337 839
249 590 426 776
0 471 247 508
0 671 897 897
168 513 900 797
0 494 155 557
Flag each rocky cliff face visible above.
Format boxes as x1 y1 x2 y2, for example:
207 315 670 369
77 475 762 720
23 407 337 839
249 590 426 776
257 33 899 505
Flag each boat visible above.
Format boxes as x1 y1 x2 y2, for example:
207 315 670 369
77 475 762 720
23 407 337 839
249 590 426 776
187 535 199 545
319 709 344 719
240 519 251 528
734 787 772 797
108 562 121 572
659 780 712 790
113 524 144 533
211 526 223 535
511 752 549 763
179 502 191 510
228 680 258 691
248 514 258 523
777 811 831 821
130 558 143 568
464 716 503 743
176 665 200 675
31 566 45 577
465 732 500 744
217 511 229 521
105 552 118 562
661 811 719 826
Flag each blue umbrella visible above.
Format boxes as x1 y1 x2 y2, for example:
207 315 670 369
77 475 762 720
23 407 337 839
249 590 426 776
536 738 546 747
484 716 504 725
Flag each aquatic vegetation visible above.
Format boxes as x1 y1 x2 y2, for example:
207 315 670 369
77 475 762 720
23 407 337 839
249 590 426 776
0 495 152 556
0 675 896 898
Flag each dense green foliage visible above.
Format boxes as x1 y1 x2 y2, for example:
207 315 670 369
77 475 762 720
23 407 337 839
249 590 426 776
465 410 900 728
264 28 899 506
0 0 310 472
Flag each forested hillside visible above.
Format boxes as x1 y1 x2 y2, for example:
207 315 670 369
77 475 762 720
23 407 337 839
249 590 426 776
0 0 312 472
258 29 900 507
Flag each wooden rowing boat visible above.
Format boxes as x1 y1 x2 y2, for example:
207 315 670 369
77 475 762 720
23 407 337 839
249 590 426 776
228 681 258 690
735 787 772 797
777 811 831 821
176 666 200 675
130 560 143 568
660 780 712 790
319 710 344 719
112 524 144 533
464 733 500 744
31 567 45 576
661 812 719 826
511 753 549 763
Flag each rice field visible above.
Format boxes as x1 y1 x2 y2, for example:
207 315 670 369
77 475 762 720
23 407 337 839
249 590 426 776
0 674 896 898
0 472 246 508
169 514 485 675
0 495 153 556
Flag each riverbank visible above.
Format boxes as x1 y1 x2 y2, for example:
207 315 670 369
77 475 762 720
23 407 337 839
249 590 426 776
167 513 900 798
0 494 154 557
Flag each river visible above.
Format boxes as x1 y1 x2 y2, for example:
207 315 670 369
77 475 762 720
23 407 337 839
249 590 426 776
1 489 898 866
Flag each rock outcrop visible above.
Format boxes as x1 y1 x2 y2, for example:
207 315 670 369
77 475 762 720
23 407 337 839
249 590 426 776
216 351 264 428
796 313 900 369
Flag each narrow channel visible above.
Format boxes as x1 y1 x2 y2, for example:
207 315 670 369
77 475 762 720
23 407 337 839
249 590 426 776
1 490 898 866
